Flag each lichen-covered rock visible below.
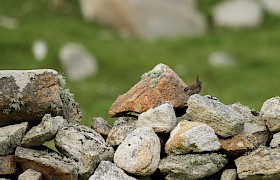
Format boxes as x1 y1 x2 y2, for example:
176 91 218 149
219 134 258 156
186 94 245 137
231 103 269 146
89 161 137 180
109 63 201 117
158 153 227 180
220 169 237 180
165 121 220 154
260 96 280 133
15 147 78 180
18 169 43 180
270 132 280 148
0 69 82 126
91 117 112 137
0 155 17 176
55 124 114 180
235 146 280 179
0 122 28 156
136 102 177 133
106 117 137 146
21 114 67 147
114 127 161 176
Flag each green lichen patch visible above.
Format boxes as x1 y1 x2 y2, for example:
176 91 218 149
141 66 165 89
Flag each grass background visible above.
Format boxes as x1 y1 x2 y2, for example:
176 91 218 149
1 0 280 126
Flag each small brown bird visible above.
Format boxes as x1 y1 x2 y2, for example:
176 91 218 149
184 76 202 96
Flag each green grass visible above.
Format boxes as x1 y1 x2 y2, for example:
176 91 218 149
1 0 280 126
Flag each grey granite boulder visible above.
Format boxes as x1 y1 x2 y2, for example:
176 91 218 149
114 127 161 176
136 102 177 133
89 161 136 180
91 117 112 137
235 146 280 179
270 132 280 148
186 94 245 137
212 0 263 29
220 169 237 180
55 125 114 180
18 169 43 180
158 153 227 180
231 103 269 146
21 114 67 147
260 96 280 133
106 117 137 146
165 121 220 154
0 122 28 155
15 146 78 180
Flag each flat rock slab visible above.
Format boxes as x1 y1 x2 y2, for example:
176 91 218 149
106 117 137 146
18 169 43 180
0 122 28 155
158 153 227 180
109 63 201 117
136 102 177 133
260 96 280 133
55 124 114 180
220 134 258 157
0 69 81 126
165 121 220 154
186 94 245 137
235 146 280 179
0 155 17 175
91 117 112 137
114 127 161 176
15 146 78 180
89 161 137 180
21 114 67 147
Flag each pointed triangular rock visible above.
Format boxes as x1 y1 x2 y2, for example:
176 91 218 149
109 63 201 117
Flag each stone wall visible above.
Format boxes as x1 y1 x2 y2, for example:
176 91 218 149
1 64 280 180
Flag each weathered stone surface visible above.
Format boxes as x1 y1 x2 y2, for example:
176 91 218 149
0 155 17 175
55 124 114 180
219 134 258 156
0 122 28 155
261 0 280 15
165 121 220 154
270 132 280 148
186 94 245 137
18 169 43 180
109 63 201 117
0 69 82 126
79 0 206 39
15 147 78 180
212 0 263 29
136 102 177 133
235 146 280 179
59 43 99 81
91 117 112 137
220 169 237 180
114 127 161 176
106 117 137 146
231 103 269 146
260 96 280 133
89 161 137 180
158 153 227 180
21 114 67 147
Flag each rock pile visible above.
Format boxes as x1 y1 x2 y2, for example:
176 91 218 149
1 64 280 180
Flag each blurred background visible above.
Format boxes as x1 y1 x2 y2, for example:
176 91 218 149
1 0 280 126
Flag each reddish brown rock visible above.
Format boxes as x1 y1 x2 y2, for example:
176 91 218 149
109 64 201 117
0 155 17 175
18 169 43 180
15 147 78 180
219 134 258 156
91 117 112 137
0 69 82 127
